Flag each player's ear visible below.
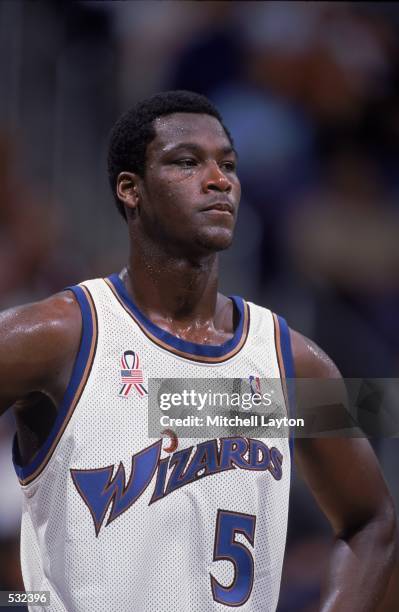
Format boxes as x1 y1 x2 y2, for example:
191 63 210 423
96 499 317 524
116 172 140 213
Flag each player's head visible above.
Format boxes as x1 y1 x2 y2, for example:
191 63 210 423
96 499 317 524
107 90 241 256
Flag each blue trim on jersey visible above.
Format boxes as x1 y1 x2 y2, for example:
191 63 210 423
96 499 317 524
12 285 94 481
277 315 296 459
108 273 245 359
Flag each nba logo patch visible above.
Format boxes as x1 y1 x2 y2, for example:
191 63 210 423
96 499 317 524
119 350 148 398
249 375 261 396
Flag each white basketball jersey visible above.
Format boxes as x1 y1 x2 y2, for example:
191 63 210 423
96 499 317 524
13 274 294 612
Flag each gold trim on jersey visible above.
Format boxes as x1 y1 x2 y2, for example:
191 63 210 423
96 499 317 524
272 313 289 410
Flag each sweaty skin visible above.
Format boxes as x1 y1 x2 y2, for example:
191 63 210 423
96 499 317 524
0 112 396 611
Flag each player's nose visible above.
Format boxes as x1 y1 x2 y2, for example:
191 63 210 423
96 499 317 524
202 162 232 193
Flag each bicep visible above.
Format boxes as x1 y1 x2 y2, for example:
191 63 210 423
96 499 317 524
0 292 81 416
295 437 392 536
291 328 393 534
0 306 45 412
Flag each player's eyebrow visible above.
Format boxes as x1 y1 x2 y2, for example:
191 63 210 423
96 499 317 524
163 142 238 158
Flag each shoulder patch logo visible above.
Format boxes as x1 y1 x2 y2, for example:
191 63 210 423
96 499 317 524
119 350 148 398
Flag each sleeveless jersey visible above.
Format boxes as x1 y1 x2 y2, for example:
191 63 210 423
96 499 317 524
13 274 294 612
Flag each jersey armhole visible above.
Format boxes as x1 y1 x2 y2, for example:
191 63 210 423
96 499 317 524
13 285 98 485
272 314 296 461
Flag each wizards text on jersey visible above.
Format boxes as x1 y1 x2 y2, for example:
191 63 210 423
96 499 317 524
70 437 283 536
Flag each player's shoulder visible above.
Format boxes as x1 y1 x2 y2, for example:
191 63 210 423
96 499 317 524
0 290 83 409
0 289 82 357
289 327 341 379
243 298 338 379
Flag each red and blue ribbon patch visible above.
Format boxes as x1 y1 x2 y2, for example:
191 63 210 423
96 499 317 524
119 350 147 398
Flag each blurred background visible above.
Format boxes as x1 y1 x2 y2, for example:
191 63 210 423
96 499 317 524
0 1 398 610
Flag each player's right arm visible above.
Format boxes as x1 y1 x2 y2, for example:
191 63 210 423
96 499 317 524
0 292 82 416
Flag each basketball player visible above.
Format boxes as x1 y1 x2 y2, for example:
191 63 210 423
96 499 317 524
0 91 396 611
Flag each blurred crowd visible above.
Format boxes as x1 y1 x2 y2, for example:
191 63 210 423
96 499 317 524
0 2 398 610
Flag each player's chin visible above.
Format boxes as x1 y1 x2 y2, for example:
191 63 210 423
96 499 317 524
195 226 234 252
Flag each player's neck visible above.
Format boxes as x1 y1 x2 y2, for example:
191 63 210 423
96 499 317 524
123 242 220 325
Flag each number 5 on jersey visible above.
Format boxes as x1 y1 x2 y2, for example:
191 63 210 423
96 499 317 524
211 509 257 607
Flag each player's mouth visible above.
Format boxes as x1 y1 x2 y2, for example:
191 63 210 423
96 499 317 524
201 201 234 215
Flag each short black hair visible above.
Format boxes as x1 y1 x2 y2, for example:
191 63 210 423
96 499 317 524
107 90 233 220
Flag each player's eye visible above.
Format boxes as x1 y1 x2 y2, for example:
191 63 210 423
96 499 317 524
221 161 237 172
174 158 197 168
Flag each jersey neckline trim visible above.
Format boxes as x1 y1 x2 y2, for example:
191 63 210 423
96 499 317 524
105 274 249 363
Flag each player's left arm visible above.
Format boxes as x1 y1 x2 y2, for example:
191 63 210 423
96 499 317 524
291 329 397 612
